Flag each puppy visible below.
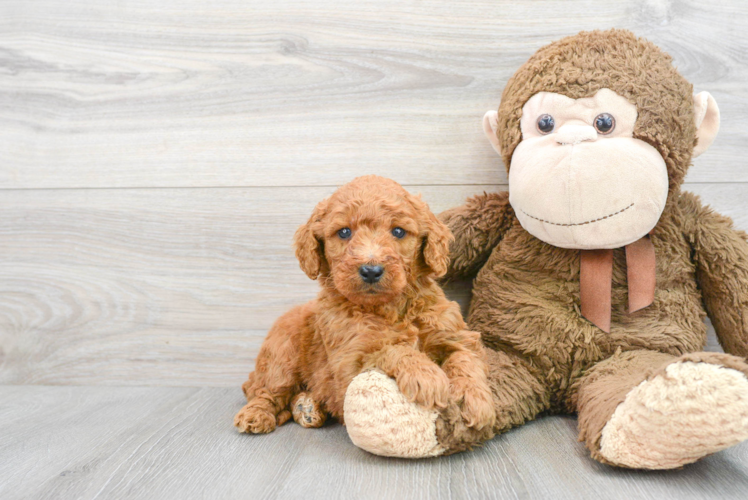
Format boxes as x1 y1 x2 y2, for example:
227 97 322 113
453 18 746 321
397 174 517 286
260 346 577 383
234 176 495 434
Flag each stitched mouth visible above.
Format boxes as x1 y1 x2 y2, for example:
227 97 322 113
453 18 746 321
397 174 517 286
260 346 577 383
521 203 634 227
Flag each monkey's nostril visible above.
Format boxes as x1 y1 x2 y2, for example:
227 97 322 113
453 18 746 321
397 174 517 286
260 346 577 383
359 265 384 284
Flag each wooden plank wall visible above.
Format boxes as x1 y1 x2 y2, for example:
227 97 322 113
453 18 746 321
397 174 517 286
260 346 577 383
1 0 747 387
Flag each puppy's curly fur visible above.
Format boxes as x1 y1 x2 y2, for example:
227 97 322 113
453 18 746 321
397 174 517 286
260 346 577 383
234 176 495 434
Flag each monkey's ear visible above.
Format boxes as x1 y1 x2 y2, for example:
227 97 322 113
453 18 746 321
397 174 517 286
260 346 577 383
692 92 720 158
483 110 501 155
293 201 327 280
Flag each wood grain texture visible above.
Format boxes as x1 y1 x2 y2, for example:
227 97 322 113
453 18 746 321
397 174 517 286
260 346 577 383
1 385 747 500
0 185 495 386
1 0 747 189
1 1 748 495
0 183 743 386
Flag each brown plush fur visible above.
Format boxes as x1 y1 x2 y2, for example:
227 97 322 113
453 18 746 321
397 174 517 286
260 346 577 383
436 30 748 460
496 29 696 194
234 176 495 434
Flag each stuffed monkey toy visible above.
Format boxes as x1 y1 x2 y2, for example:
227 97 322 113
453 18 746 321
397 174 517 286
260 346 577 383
343 29 748 469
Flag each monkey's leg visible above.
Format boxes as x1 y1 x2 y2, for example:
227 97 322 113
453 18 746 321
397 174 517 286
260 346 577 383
576 350 748 469
344 347 551 458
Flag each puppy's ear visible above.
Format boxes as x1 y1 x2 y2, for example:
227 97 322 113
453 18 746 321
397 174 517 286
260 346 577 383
293 200 328 280
421 206 454 278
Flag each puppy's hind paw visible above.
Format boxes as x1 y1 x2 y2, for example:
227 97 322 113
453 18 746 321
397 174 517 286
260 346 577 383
234 403 277 434
291 392 327 428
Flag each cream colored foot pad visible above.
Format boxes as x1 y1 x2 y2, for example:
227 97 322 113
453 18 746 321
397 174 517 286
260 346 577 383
600 362 748 469
344 370 445 458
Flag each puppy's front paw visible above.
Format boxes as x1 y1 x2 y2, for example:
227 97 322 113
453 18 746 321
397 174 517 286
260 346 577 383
234 403 277 434
396 362 450 410
451 379 495 430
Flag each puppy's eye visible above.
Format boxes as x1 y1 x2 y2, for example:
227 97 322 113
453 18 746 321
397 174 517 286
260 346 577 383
337 228 352 239
536 114 555 134
594 113 615 134
391 227 406 239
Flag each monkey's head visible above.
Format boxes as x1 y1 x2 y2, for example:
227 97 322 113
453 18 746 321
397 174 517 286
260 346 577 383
483 29 720 249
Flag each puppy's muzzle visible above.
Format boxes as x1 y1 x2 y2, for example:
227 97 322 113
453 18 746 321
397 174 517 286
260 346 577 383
359 265 384 284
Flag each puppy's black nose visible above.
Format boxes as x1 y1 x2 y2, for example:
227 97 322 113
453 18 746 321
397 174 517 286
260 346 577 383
359 265 384 284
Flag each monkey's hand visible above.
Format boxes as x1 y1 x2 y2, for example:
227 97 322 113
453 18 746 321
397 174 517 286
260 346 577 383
681 191 748 357
439 191 515 282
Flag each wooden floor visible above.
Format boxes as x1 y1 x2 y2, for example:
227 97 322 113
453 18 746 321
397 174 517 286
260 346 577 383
2 385 748 500
2 1 748 498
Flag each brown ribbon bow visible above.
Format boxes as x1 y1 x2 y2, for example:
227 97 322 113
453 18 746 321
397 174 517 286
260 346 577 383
579 235 656 332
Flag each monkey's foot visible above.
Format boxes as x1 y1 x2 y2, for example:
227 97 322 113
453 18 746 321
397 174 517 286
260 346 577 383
600 361 748 469
291 392 327 428
344 370 445 458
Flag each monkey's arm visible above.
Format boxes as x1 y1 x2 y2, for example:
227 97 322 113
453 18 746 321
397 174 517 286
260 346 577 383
439 191 515 281
680 191 748 357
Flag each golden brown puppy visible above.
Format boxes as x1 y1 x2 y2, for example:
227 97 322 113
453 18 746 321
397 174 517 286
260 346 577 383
234 175 495 435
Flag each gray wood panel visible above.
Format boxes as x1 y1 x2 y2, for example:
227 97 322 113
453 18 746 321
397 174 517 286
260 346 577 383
0 184 743 387
1 0 747 189
2 0 748 496
1 385 747 500
0 185 495 386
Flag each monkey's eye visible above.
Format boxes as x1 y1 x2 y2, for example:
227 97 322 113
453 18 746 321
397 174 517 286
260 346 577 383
536 114 555 134
594 113 615 134
391 227 406 239
337 228 352 239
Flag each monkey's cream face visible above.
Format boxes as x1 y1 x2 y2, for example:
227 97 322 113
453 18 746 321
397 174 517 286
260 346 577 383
509 89 669 249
